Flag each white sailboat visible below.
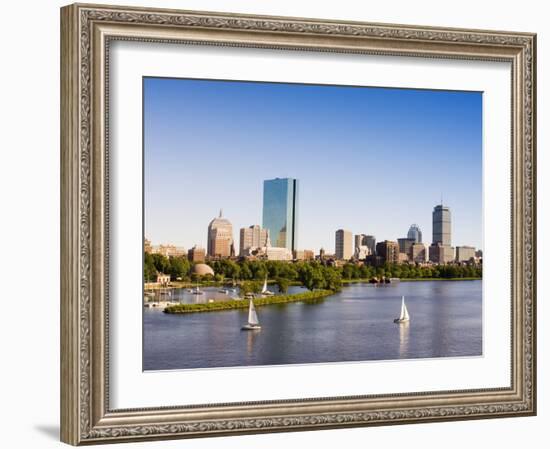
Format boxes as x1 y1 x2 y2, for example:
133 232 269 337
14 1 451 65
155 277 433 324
261 276 274 296
241 298 261 330
394 296 410 324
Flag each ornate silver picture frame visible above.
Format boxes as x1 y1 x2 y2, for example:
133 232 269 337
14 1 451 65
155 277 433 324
61 3 536 445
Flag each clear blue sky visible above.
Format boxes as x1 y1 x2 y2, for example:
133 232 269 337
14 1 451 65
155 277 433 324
144 77 482 253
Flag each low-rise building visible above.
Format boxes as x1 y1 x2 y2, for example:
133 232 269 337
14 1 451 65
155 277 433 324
294 249 314 261
152 244 186 257
409 243 428 263
429 243 455 264
397 238 416 258
365 254 384 267
156 272 170 285
456 245 476 262
257 246 293 261
376 240 400 264
187 245 206 263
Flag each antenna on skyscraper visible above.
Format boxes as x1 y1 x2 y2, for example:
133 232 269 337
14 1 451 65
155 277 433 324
219 208 223 218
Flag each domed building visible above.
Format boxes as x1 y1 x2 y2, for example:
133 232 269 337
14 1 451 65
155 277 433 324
207 209 234 258
192 263 215 277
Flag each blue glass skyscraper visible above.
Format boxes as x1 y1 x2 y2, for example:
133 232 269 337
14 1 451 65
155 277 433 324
262 178 299 251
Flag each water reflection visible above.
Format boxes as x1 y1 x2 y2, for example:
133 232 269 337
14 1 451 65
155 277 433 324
398 322 410 358
246 330 259 356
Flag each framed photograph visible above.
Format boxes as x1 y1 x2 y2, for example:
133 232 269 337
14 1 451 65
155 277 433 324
60 3 537 445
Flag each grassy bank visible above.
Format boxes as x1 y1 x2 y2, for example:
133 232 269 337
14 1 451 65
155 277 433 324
164 290 334 314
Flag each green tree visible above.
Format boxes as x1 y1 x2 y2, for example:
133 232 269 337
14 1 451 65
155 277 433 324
167 256 190 281
275 277 290 294
240 280 262 295
143 252 157 282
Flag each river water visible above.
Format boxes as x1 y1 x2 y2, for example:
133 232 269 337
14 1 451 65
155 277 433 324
143 280 482 370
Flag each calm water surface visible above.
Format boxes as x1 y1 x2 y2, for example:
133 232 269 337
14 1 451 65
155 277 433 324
143 280 482 370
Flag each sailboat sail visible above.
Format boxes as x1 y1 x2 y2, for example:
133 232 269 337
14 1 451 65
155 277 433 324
248 299 259 325
261 277 268 294
399 296 410 321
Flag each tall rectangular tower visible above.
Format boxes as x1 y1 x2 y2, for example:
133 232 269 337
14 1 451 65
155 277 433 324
432 204 451 246
262 178 299 251
335 229 353 260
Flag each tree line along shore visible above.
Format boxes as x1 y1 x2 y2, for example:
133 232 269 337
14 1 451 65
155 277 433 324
145 252 482 293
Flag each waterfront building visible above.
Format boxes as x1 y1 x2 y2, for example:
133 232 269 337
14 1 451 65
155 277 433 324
407 224 423 243
456 245 476 262
294 249 314 261
364 235 376 255
397 237 416 257
335 229 353 260
239 225 270 256
410 243 428 263
187 245 206 263
429 243 455 264
144 238 152 253
151 244 186 258
376 240 399 264
432 204 451 246
262 178 299 251
207 210 234 258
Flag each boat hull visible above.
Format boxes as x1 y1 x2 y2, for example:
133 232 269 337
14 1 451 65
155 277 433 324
241 324 261 331
393 318 410 324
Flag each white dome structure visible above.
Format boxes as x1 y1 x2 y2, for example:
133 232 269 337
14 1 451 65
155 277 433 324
192 263 215 276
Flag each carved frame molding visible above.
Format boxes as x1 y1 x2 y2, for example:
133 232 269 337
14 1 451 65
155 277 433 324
61 3 536 445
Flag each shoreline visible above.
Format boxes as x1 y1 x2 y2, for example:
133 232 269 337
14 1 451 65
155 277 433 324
149 277 482 290
163 290 333 314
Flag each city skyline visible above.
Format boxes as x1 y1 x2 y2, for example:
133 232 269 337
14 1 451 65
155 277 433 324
146 195 477 257
144 77 482 252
